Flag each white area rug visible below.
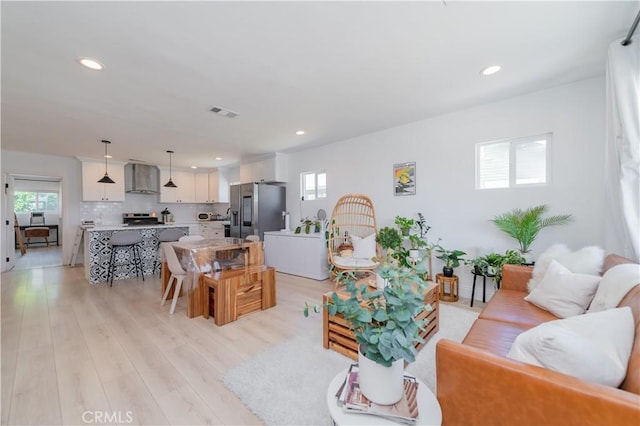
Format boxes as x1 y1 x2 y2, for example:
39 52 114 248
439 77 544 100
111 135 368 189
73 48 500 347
222 303 479 425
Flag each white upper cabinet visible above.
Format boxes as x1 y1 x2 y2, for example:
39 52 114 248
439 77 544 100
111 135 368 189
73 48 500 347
159 167 196 203
240 153 288 183
209 169 230 203
81 160 125 202
195 173 211 203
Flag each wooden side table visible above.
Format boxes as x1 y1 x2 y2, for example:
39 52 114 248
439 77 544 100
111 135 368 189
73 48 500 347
436 273 459 302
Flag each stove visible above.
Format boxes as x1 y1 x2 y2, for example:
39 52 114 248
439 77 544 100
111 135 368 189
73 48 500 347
122 213 161 226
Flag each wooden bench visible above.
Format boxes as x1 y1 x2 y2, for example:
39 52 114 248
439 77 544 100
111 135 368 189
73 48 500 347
24 227 50 247
201 265 276 326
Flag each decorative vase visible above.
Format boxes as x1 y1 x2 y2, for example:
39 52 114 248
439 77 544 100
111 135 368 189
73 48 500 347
375 273 388 290
358 347 404 405
443 266 454 277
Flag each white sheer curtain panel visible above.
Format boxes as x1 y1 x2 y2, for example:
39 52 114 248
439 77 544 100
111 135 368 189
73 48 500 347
605 35 639 261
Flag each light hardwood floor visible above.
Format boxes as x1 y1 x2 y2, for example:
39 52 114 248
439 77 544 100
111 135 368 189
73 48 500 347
13 245 64 270
1 265 334 425
1 264 483 425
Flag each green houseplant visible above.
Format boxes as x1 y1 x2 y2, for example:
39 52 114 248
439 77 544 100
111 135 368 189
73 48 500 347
466 249 525 285
492 205 572 256
434 245 466 277
394 216 414 237
304 263 432 403
320 265 431 365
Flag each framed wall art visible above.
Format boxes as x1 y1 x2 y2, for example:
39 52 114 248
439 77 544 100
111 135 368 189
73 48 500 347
393 162 416 196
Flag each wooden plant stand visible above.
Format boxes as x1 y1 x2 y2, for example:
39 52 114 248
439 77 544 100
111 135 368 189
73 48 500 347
322 281 439 361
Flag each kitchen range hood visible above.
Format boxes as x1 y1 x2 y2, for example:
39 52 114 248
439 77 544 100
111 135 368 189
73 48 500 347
125 163 160 194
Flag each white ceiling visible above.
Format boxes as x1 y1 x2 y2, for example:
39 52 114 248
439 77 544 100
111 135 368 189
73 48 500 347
1 1 636 169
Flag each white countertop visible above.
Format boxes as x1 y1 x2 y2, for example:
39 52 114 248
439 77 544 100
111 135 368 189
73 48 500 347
264 230 325 238
87 223 192 231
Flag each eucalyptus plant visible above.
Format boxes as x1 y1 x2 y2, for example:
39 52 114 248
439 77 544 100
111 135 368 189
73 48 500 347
492 205 572 255
304 263 431 367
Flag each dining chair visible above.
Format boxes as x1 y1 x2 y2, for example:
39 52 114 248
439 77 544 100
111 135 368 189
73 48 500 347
178 235 205 242
152 228 185 275
160 242 188 315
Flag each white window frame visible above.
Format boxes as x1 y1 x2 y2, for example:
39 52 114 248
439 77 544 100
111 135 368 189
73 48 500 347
300 170 327 201
476 133 551 190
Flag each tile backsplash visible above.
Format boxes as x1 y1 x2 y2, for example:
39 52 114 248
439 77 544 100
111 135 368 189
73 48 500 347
80 193 229 225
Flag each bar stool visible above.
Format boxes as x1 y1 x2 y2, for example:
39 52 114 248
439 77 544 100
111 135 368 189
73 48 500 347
107 231 144 287
152 228 185 275
470 270 496 307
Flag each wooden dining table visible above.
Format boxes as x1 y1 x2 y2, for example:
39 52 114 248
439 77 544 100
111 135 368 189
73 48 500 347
160 238 266 318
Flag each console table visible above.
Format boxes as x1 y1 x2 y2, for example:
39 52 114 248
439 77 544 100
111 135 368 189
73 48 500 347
323 280 439 360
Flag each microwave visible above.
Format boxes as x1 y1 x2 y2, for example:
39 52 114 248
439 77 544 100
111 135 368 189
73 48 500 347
196 212 213 222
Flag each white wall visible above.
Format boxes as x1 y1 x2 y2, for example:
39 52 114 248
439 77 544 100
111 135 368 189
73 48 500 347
1 151 82 269
286 77 607 302
1 151 229 269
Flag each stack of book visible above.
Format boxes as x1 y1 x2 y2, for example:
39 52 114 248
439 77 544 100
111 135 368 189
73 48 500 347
335 364 420 425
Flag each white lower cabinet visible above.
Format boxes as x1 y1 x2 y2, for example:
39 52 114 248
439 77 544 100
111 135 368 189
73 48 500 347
264 231 328 280
199 222 225 239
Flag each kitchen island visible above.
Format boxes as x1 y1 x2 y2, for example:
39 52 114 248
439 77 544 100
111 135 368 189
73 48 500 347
84 224 189 284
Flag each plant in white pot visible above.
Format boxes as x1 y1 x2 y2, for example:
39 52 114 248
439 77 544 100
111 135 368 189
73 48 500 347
304 263 432 405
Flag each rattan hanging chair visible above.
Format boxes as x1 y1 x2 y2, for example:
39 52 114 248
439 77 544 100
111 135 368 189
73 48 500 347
327 194 382 281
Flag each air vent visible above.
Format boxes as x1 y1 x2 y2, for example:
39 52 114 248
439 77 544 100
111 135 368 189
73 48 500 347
210 106 239 118
128 158 146 163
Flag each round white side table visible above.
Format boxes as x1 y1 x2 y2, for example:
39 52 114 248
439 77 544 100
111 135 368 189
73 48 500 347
326 369 442 425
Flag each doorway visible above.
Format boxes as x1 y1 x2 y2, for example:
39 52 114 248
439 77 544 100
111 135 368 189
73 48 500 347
8 174 63 270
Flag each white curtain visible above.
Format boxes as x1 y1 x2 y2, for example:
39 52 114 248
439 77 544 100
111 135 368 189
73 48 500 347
605 35 640 261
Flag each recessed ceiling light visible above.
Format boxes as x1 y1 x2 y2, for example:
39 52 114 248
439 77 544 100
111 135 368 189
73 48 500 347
104 155 112 159
480 65 501 76
215 157 222 161
78 57 104 70
191 166 197 169
296 130 305 135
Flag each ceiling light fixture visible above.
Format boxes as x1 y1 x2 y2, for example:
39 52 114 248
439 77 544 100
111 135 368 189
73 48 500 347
78 57 104 70
215 157 222 161
480 65 502 76
210 106 239 118
164 150 178 188
191 166 197 169
296 130 305 135
97 140 116 184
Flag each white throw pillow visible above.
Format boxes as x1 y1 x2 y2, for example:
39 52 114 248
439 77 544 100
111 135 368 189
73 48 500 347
588 263 640 312
525 260 601 317
528 245 605 292
507 307 635 387
351 234 377 260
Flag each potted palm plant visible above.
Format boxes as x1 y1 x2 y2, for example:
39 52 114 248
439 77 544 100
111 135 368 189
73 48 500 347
304 263 431 405
492 204 572 259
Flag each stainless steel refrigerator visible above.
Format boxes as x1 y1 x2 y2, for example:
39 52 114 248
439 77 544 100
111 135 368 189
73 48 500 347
229 183 286 240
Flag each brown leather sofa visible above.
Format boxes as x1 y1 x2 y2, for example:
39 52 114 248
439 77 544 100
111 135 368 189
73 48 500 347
436 254 640 425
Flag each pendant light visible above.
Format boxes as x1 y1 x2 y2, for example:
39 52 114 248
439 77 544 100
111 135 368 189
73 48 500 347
164 150 177 188
97 140 116 184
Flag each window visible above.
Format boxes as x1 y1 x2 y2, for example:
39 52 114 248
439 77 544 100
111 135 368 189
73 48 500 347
14 191 59 213
476 133 550 189
301 170 327 200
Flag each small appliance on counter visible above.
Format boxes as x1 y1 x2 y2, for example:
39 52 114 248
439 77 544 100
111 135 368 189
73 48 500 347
197 212 213 222
160 208 171 224
123 213 161 226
